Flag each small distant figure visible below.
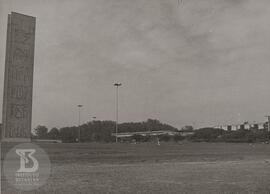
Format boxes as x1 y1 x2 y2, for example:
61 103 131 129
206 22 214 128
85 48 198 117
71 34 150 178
157 138 160 146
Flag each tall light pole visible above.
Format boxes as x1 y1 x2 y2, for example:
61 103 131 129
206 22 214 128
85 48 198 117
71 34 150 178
114 83 122 143
77 104 83 142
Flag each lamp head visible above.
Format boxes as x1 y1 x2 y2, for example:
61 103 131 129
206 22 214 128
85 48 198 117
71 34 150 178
114 83 122 86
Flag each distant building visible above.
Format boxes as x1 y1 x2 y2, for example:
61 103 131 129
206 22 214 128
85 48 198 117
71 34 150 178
179 131 195 136
112 130 180 138
214 122 265 131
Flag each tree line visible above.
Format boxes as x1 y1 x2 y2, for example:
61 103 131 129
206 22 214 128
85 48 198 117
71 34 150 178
189 126 270 143
32 119 179 143
32 120 270 143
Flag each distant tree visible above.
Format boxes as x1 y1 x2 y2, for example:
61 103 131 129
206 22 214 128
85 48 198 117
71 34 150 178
146 119 161 131
56 119 179 143
34 125 48 139
59 127 78 143
47 127 60 140
191 128 225 142
59 120 115 143
221 129 270 143
118 119 178 133
31 132 37 139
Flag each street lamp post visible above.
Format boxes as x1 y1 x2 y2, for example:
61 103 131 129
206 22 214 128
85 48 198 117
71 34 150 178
114 83 122 143
77 104 83 142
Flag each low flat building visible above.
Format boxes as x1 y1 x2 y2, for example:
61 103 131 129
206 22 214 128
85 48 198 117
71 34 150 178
112 130 180 138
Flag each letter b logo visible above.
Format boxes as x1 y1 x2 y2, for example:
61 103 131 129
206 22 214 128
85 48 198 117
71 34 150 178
16 149 39 173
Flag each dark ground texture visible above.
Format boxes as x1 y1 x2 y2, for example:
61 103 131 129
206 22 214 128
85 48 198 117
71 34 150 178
1 142 270 194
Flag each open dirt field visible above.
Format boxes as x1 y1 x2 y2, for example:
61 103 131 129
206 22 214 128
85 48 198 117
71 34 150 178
2 142 270 194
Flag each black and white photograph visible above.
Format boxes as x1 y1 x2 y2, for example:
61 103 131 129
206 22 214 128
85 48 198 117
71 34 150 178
1 0 270 193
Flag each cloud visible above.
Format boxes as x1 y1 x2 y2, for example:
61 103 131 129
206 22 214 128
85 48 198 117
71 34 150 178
1 0 270 129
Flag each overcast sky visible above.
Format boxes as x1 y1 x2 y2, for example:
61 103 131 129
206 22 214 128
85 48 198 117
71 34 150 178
1 0 270 129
